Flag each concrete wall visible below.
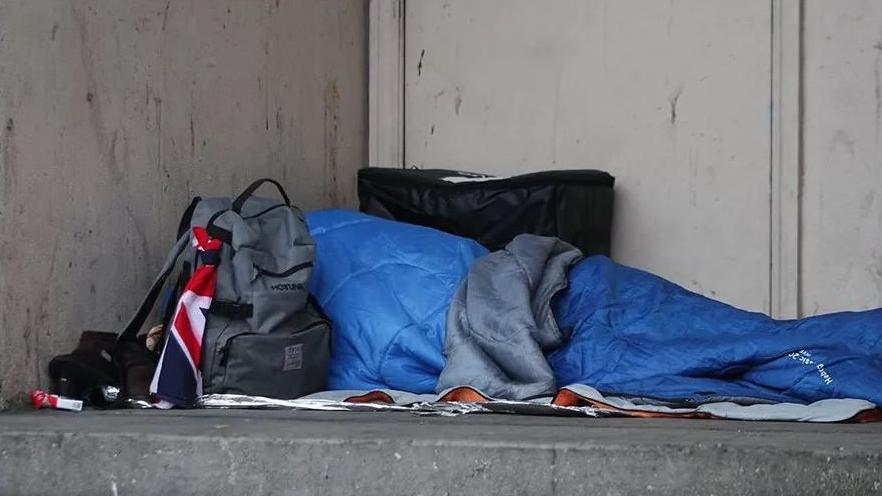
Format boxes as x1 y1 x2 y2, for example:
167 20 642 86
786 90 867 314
0 0 367 407
404 0 773 312
801 1 882 315
402 0 882 316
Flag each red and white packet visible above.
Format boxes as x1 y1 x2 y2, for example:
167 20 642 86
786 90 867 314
30 389 83 412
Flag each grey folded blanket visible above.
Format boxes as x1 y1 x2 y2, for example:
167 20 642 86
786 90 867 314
437 234 582 399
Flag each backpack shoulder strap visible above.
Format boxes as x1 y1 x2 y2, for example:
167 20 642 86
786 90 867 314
118 196 201 343
177 196 202 238
117 231 191 342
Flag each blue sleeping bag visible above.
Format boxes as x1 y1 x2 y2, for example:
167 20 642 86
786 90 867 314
306 209 486 392
307 209 882 405
550 257 882 405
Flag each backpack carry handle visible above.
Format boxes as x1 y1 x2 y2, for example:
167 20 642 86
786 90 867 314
231 178 291 214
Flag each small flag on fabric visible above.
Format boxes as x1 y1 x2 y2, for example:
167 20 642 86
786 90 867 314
150 227 221 408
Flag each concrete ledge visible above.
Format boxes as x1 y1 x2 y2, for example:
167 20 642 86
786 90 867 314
1 409 881 495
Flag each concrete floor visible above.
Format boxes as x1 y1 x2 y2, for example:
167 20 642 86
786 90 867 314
1 408 881 495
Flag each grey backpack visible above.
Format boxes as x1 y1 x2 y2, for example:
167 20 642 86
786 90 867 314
119 179 330 403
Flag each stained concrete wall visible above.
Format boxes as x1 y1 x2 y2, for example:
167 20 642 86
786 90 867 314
0 0 367 407
800 1 882 315
404 0 773 312
402 0 882 316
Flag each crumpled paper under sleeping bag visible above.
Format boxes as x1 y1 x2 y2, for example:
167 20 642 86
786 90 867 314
305 209 487 392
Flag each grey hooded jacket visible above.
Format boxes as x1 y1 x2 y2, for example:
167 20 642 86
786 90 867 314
437 235 582 400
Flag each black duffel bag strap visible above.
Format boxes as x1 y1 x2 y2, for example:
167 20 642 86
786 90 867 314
117 232 190 343
231 178 291 214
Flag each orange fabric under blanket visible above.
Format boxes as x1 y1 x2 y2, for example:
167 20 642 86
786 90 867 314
552 388 711 419
439 387 492 403
344 391 395 404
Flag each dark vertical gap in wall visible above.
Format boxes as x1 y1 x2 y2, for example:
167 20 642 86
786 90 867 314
400 0 407 168
363 0 371 174
769 0 806 318
768 0 775 317
796 0 806 317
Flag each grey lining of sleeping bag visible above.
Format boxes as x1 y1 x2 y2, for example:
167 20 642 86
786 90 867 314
437 234 582 400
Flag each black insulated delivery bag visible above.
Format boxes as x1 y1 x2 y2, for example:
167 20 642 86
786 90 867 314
358 168 615 256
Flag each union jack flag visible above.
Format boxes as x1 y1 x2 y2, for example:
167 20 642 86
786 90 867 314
150 227 221 408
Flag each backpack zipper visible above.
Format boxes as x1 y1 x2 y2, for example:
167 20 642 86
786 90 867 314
257 261 313 278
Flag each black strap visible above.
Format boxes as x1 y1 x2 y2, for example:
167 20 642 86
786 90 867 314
120 196 200 343
205 209 233 244
209 300 253 319
231 178 291 214
160 261 191 335
177 196 202 238
118 233 190 342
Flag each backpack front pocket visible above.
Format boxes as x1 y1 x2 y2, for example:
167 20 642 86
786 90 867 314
248 261 313 333
217 317 330 399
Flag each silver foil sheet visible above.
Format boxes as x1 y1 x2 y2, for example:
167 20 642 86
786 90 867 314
198 393 600 417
